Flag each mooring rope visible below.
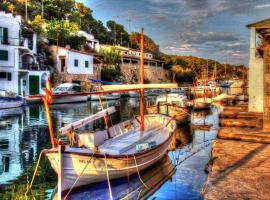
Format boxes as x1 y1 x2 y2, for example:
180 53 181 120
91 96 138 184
25 149 46 197
133 154 150 190
63 153 95 200
126 155 130 200
104 154 113 200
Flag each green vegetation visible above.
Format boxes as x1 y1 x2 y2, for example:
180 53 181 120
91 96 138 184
161 53 247 83
0 0 247 83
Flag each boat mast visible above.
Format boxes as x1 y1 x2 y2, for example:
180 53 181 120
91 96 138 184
140 28 145 132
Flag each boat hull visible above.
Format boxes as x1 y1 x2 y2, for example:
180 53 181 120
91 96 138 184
0 97 24 109
45 132 173 192
90 94 120 101
147 104 189 124
52 95 88 104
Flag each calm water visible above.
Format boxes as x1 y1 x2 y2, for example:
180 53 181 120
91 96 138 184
0 97 219 200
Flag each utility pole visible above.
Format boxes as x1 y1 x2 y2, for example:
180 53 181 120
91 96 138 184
41 0 44 18
113 16 119 46
25 0 28 22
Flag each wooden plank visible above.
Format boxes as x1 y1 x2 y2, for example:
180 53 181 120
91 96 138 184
59 107 116 134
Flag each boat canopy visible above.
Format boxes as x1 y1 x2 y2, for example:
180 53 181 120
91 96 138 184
59 107 116 134
102 83 178 92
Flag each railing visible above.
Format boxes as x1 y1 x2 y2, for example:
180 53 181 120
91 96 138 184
19 62 49 71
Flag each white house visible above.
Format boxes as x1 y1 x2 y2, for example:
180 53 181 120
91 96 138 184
0 12 49 96
53 46 94 75
50 45 101 91
77 30 100 52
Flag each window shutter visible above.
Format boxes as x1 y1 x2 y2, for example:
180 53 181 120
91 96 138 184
3 28 8 44
7 73 12 81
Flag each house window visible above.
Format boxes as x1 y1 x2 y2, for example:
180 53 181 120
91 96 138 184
85 60 89 68
0 72 11 81
0 72 6 79
0 27 8 44
0 50 8 61
74 59 78 67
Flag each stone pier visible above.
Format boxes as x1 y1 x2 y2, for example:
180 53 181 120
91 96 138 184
201 18 270 200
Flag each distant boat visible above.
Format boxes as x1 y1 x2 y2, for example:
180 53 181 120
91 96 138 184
51 83 88 104
147 93 190 124
0 90 24 109
187 98 212 110
90 93 120 101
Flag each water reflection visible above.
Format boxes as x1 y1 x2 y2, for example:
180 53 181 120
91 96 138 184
0 99 219 199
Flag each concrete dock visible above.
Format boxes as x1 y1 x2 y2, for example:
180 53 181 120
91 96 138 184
202 139 270 199
201 105 270 199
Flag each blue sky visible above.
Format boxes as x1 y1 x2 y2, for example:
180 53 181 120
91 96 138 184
78 0 270 66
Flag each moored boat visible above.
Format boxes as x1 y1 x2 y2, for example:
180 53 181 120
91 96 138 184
187 97 212 110
0 90 24 109
52 83 88 104
90 93 120 101
45 108 177 192
147 93 190 124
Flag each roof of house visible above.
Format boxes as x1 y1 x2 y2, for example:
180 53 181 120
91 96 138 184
246 18 270 28
246 18 270 39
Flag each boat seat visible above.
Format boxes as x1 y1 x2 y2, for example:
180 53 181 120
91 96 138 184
77 130 108 150
99 125 164 155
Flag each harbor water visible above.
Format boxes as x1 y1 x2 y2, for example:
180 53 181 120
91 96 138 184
0 97 219 200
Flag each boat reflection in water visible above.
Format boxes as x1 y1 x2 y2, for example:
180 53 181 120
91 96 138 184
52 155 175 200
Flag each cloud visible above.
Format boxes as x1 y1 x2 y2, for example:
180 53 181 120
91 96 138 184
177 32 240 45
164 44 197 53
255 4 270 9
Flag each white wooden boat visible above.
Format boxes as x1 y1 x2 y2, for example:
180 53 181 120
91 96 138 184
212 93 235 102
147 93 189 124
52 83 88 104
90 93 120 101
188 98 212 110
45 107 177 192
0 90 24 109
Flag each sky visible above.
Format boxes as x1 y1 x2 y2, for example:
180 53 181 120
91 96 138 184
78 0 270 66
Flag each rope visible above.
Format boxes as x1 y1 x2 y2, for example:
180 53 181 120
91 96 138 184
63 153 95 200
133 154 150 190
126 155 130 200
25 149 46 197
104 154 113 200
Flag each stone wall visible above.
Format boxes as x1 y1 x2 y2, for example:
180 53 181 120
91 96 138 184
119 64 170 83
60 64 101 92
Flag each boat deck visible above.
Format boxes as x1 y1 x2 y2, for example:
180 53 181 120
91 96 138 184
99 124 167 155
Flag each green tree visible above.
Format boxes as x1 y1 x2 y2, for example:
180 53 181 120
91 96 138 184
106 20 130 46
100 47 121 67
45 19 79 46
